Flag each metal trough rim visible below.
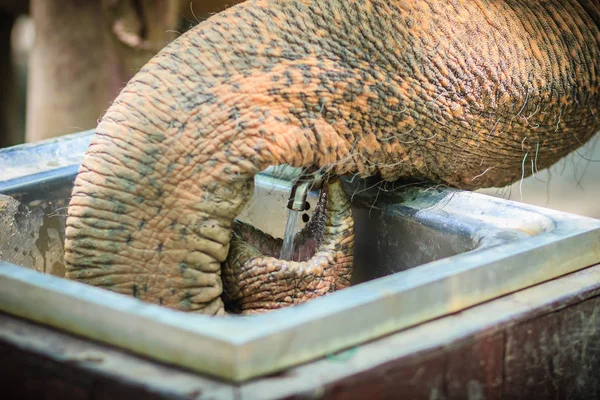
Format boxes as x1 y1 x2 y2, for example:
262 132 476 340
1 132 599 381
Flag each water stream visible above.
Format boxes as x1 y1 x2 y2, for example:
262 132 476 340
280 209 299 260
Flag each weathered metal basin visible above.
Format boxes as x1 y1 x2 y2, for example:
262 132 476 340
0 131 599 381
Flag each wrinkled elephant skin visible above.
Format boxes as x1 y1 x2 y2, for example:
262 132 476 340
223 178 354 314
64 0 600 314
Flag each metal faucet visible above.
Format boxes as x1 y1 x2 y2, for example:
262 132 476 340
286 172 326 211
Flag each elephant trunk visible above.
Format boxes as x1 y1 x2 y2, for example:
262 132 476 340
65 0 600 313
64 0 358 313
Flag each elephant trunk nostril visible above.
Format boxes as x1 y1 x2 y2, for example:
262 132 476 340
223 178 354 314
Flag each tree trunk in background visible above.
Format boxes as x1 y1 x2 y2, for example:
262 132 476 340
26 0 181 142
6 0 242 143
0 10 21 147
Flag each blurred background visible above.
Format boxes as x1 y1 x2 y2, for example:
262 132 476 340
0 0 598 218
0 0 242 147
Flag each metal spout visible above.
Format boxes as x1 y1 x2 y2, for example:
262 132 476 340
286 180 311 211
286 173 325 211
